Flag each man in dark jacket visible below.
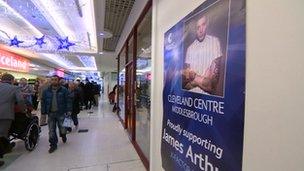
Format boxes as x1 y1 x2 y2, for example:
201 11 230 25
41 75 72 153
84 79 94 110
0 74 25 166
76 80 85 109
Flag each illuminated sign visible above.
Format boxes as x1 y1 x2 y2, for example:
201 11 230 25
0 49 29 72
56 69 65 78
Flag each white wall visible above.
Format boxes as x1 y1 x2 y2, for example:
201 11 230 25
150 0 304 171
243 0 304 170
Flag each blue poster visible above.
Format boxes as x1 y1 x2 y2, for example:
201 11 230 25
161 0 246 171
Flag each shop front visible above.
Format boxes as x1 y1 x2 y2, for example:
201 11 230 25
0 48 36 80
116 0 152 169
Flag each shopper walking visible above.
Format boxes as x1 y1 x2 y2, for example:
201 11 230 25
93 82 100 106
67 82 81 132
84 79 94 110
76 80 85 110
59 78 69 89
111 85 120 112
0 74 25 167
41 75 72 153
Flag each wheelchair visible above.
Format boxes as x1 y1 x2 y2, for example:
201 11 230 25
9 105 40 151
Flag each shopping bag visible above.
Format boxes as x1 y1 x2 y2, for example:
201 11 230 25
63 116 73 128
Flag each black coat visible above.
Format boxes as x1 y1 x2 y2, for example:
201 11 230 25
84 82 94 98
69 89 81 115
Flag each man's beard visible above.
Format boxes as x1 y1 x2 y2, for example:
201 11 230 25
52 84 59 88
196 34 206 42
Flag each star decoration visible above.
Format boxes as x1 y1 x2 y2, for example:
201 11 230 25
57 37 75 50
35 35 46 48
10 36 24 47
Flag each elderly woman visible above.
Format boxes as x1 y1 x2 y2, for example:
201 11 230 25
19 78 34 105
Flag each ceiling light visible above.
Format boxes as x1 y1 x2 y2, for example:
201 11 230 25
68 67 97 71
98 30 113 38
29 63 38 67
41 53 73 69
42 53 97 71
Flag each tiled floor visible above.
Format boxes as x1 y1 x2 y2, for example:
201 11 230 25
0 96 146 171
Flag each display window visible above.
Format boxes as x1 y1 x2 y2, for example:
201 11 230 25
116 1 152 169
135 7 152 162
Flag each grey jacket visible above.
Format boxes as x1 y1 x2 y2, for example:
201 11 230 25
0 82 25 120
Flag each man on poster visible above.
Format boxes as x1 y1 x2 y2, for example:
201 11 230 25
182 14 223 95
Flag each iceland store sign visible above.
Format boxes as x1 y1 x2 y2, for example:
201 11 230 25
161 0 246 171
0 49 29 72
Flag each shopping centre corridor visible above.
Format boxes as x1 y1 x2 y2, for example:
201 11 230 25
0 96 145 171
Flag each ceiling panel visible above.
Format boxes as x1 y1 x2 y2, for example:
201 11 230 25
103 0 135 51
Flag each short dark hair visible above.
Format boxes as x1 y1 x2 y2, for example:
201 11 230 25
1 73 14 82
51 75 60 79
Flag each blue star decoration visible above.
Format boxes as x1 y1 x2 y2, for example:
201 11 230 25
57 36 75 50
10 36 24 47
35 35 46 48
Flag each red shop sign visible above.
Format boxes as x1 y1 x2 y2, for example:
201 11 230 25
0 49 29 72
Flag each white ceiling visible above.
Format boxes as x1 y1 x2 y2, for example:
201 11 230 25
0 0 130 74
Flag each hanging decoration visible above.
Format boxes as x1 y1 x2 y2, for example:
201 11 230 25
35 35 46 48
57 36 75 50
0 31 96 54
0 29 80 52
9 36 24 47
0 0 97 53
